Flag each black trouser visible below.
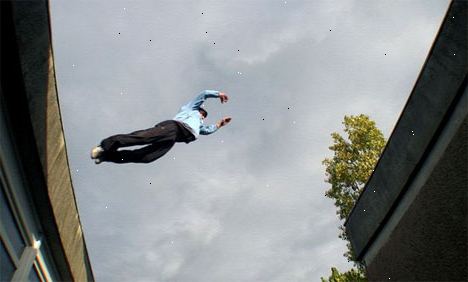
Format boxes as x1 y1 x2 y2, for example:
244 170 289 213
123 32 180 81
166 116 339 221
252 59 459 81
100 120 195 163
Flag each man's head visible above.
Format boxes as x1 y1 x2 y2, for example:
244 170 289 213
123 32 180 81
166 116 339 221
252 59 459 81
199 108 208 119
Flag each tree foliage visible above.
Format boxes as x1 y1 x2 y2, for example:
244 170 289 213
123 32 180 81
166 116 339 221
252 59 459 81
320 267 367 282
321 114 386 280
323 114 386 221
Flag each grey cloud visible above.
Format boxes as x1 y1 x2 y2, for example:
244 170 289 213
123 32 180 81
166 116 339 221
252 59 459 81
50 0 450 281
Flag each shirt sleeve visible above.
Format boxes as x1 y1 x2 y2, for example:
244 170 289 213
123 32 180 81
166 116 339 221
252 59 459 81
200 124 219 135
184 90 220 110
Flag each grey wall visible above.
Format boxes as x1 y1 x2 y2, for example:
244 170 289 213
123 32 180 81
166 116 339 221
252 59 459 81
1 1 94 280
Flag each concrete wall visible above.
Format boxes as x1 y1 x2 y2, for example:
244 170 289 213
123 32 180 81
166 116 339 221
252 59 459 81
1 1 94 280
365 116 467 280
345 1 468 280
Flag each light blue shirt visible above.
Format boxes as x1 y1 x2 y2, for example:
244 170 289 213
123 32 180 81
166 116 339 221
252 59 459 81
173 90 220 139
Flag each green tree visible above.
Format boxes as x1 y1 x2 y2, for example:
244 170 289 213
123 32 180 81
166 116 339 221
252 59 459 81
320 267 367 282
321 114 386 280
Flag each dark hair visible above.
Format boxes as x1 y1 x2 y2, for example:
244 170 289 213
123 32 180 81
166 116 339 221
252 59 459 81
199 108 208 118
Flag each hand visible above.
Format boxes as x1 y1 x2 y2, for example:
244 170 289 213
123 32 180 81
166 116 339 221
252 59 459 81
217 117 232 128
219 92 229 103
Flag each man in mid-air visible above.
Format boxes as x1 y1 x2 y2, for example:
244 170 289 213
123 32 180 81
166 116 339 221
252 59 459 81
90 90 231 164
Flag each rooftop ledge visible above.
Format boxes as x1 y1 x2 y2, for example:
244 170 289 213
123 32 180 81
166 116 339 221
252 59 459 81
345 0 467 262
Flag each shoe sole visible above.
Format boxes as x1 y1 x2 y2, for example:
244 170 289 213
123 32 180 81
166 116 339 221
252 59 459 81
91 147 104 159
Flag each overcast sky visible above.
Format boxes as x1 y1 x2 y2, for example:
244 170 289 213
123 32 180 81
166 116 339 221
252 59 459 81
50 1 450 281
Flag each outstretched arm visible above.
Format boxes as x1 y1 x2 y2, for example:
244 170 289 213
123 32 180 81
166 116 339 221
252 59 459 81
216 117 232 128
184 90 229 110
200 117 232 135
219 92 229 103
200 124 218 135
